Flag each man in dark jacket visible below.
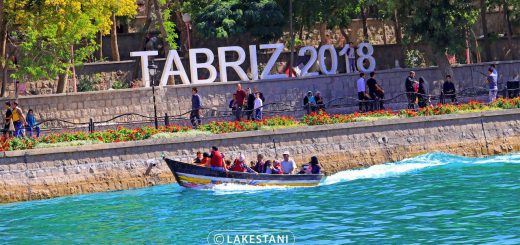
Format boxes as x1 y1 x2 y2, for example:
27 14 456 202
442 75 457 103
405 71 417 109
190 87 202 128
245 88 255 120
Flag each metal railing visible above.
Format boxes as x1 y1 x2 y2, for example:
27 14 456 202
4 86 518 137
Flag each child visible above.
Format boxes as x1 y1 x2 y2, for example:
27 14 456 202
253 92 263 120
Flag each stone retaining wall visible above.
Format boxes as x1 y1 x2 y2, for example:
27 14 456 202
1 61 519 126
1 109 520 203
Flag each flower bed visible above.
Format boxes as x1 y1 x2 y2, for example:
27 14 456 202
1 98 520 152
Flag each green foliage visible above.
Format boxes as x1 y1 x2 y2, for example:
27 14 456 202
404 49 427 68
111 80 130 90
77 74 102 92
194 0 284 42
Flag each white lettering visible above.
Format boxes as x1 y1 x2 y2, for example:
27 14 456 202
189 48 217 84
338 44 351 73
259 43 285 80
318 44 338 75
160 50 190 85
218 46 249 82
249 45 259 81
130 51 158 87
298 46 318 77
356 42 376 72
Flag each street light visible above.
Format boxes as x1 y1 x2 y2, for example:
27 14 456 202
148 60 159 129
182 13 191 50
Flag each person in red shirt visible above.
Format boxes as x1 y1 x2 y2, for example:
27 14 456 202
234 83 247 121
210 146 227 172
229 154 256 173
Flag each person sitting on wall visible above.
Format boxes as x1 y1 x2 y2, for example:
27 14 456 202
315 91 325 111
442 75 457 104
303 91 317 114
366 72 385 110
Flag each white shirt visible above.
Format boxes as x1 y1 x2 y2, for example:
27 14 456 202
347 46 356 59
281 159 297 174
254 97 263 110
357 77 366 93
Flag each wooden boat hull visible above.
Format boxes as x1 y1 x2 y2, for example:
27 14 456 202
164 158 324 189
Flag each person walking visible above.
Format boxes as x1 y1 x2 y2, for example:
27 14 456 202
253 92 263 120
234 84 247 121
26 109 41 137
487 67 498 103
405 71 417 109
3 102 13 137
357 73 368 112
366 72 385 110
10 101 26 138
190 87 202 128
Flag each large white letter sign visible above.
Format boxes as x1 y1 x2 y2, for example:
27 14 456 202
249 45 259 81
297 46 318 77
259 43 286 80
217 46 249 82
356 43 376 72
338 44 351 73
130 51 158 87
318 45 338 75
160 50 190 86
189 48 217 84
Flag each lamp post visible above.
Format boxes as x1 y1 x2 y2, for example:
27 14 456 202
182 13 191 50
148 61 159 129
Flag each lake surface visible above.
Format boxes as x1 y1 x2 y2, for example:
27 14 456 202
1 152 519 244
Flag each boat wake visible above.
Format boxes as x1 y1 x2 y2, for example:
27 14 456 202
206 152 519 193
209 183 297 195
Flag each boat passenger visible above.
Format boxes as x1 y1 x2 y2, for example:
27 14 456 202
194 151 203 164
210 146 227 172
298 164 312 174
230 154 256 173
224 160 232 170
253 154 268 173
272 160 284 174
281 151 297 174
200 152 211 167
309 156 322 174
264 160 273 174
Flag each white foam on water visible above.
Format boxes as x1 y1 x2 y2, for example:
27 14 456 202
210 183 296 195
322 158 446 186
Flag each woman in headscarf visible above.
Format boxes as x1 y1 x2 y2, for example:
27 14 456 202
417 77 429 108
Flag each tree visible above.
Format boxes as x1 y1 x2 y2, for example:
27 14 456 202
12 0 115 93
105 0 137 61
194 0 284 42
399 0 479 77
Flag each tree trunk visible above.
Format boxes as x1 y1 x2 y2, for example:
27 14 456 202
434 52 454 80
152 0 171 52
361 5 369 41
480 0 492 61
133 0 153 81
393 9 402 45
381 19 387 45
318 22 327 45
56 72 69 94
110 12 120 61
0 0 7 97
503 1 516 59
95 31 103 61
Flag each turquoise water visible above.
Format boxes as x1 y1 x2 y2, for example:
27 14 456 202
1 152 520 244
